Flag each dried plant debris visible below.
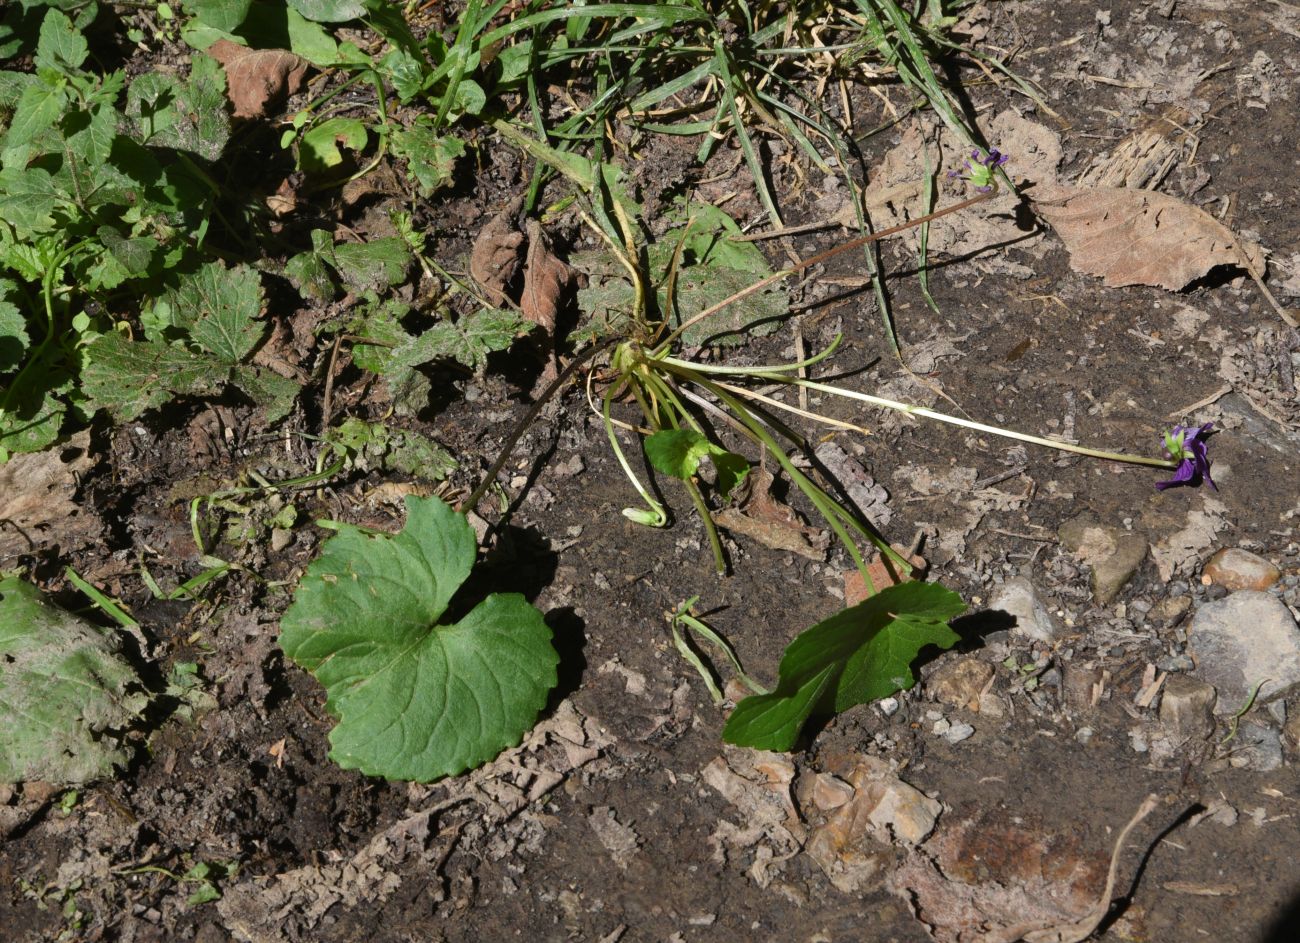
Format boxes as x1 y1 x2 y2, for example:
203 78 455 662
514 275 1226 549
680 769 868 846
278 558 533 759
714 466 829 561
470 198 527 308
207 41 309 119
703 747 804 889
218 701 610 942
862 111 1061 276
891 807 1111 943
0 430 100 561
1032 183 1268 291
519 220 571 335
804 755 941 894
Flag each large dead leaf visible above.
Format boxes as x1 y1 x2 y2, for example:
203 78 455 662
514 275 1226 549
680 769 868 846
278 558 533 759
470 197 525 307
0 432 101 562
208 41 309 119
519 221 569 334
714 466 828 561
1033 183 1267 290
889 806 1109 943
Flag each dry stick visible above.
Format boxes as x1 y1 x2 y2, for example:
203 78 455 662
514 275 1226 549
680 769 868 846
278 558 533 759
458 337 620 517
658 189 996 349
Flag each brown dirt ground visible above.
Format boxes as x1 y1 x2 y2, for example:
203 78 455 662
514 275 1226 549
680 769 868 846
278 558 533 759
4 1 1300 942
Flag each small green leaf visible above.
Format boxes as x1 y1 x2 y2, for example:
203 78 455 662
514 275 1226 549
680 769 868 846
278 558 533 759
284 5 339 66
0 576 148 784
328 237 409 292
162 261 265 363
183 0 253 32
298 116 367 173
415 308 532 372
284 230 338 301
279 495 558 782
723 582 965 751
390 123 464 197
0 278 27 372
328 418 456 479
644 428 749 498
34 9 88 75
287 0 365 23
229 364 299 422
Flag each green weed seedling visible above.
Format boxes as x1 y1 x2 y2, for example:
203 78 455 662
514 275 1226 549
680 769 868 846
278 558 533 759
0 9 299 458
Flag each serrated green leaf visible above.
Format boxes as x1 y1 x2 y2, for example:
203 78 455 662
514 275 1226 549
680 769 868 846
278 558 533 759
279 495 558 782
299 116 367 173
5 79 67 150
287 0 365 23
329 237 409 292
163 261 265 363
284 229 337 301
329 418 456 479
34 9 88 75
98 226 157 277
0 279 26 372
0 577 148 784
671 266 787 347
183 0 253 32
81 332 228 419
132 54 229 160
0 365 67 454
722 582 965 751
390 123 463 197
62 101 118 165
229 364 299 422
414 308 532 372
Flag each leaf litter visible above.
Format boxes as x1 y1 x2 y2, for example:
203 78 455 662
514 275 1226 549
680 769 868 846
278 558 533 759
207 41 310 119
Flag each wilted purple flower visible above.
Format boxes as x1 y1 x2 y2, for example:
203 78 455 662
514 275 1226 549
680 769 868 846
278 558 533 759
948 147 1009 192
1156 423 1217 491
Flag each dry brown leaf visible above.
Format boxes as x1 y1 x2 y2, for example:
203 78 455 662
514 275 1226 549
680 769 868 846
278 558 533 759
470 198 525 307
519 220 569 334
843 546 927 606
0 432 101 562
889 806 1110 943
714 466 828 561
208 41 309 119
1033 182 1268 291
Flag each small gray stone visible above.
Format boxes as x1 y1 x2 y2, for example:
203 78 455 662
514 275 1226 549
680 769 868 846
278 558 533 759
1231 722 1284 772
1058 513 1149 604
1187 591 1300 713
989 576 1063 642
1158 674 1217 741
1156 653 1195 673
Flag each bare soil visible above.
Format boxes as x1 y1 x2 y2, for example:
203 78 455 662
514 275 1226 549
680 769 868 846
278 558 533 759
4 2 1300 942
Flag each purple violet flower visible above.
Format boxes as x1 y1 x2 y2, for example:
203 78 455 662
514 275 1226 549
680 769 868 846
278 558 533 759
1156 423 1217 491
948 147 1009 192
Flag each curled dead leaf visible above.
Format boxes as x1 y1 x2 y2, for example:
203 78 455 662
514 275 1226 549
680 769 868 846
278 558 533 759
470 198 526 307
1032 182 1268 291
520 220 570 335
714 466 828 561
208 41 309 120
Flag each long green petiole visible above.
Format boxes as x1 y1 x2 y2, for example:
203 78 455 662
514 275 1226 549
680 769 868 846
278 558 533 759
660 359 1180 471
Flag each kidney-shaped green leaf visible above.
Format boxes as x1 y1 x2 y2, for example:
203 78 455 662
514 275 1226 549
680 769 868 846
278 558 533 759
723 581 965 751
279 496 558 781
